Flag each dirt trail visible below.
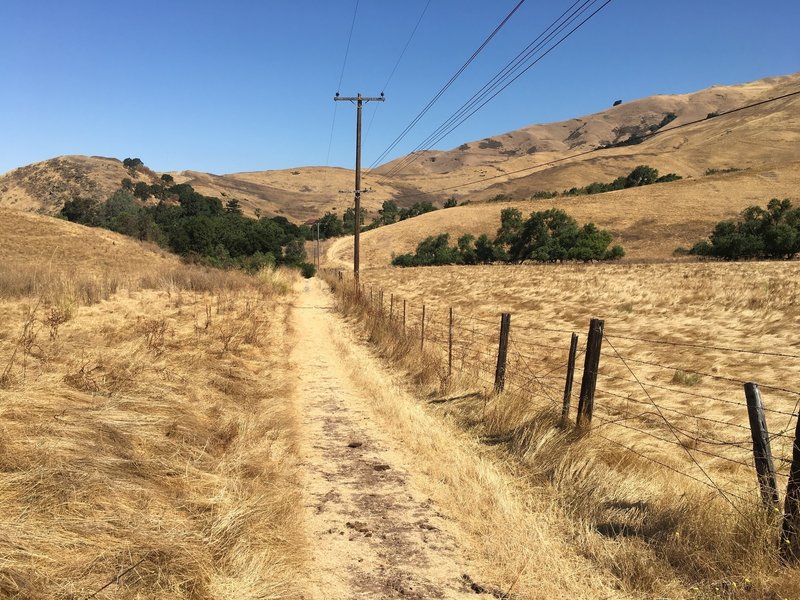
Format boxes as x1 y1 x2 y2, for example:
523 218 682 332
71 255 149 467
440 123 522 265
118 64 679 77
291 278 481 599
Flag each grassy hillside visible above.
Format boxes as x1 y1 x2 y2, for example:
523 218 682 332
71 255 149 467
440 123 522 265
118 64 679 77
0 212 305 597
3 72 796 224
328 160 800 267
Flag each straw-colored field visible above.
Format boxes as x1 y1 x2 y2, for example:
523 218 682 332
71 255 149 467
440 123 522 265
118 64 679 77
351 260 800 505
0 211 308 598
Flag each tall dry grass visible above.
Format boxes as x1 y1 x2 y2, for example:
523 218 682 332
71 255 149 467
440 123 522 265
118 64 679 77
325 270 800 599
0 262 304 598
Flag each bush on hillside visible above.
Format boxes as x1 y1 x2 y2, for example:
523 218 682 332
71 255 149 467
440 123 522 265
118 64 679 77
392 208 623 267
688 198 800 260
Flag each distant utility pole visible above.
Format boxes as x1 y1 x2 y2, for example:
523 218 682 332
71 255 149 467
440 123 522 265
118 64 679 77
334 92 384 288
316 221 321 271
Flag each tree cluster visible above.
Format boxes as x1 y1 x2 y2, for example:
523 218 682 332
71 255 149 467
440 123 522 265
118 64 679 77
61 181 313 273
523 165 681 201
392 207 623 267
688 199 800 260
310 200 441 241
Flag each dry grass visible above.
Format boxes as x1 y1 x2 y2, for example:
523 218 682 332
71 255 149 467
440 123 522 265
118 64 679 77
0 245 304 597
326 269 800 599
328 160 800 266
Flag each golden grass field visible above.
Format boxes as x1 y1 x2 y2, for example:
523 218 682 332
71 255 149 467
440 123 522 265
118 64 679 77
327 268 800 598
328 160 800 266
0 213 307 598
350 260 800 494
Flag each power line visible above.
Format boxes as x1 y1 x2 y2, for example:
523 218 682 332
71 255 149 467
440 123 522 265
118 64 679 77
379 87 800 201
327 0 361 166
337 0 360 92
379 0 613 180
364 0 432 150
367 0 528 171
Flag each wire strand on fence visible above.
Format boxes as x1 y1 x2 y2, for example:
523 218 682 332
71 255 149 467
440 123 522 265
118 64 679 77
599 353 800 404
592 430 751 504
602 336 745 512
592 413 753 469
605 333 800 360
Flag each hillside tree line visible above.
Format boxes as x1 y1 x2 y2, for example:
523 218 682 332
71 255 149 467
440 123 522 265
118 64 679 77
392 207 624 267
61 176 312 273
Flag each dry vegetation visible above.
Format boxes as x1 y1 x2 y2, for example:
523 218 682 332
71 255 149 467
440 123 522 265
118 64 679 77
0 216 306 598
325 263 800 598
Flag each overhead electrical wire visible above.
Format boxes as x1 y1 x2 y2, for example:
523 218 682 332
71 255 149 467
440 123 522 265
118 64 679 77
376 88 800 201
326 0 361 165
364 0 433 148
366 0 528 172
376 0 613 180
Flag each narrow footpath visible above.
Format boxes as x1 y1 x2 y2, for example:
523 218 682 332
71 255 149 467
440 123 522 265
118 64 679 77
291 278 480 599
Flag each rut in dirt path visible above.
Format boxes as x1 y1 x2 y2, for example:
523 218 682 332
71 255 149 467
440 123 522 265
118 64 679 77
291 279 483 600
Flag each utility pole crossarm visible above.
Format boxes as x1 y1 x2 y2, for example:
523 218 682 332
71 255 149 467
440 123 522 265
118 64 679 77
333 91 385 289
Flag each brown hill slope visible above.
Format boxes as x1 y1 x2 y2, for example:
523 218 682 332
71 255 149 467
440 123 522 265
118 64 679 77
0 206 177 276
328 160 800 266
373 72 800 202
0 155 161 215
1 72 797 222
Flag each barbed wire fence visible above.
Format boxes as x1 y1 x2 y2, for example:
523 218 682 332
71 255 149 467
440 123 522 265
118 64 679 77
326 271 800 560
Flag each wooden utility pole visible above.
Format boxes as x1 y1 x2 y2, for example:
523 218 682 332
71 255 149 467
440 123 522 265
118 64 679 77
334 92 385 288
316 221 321 271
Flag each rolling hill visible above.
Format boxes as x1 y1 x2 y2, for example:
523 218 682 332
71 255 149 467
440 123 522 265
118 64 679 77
2 72 797 227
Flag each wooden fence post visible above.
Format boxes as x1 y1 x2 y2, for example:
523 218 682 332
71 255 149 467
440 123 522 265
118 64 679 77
744 383 779 508
390 294 394 322
494 313 511 393
403 299 407 333
782 406 800 562
379 290 384 317
576 318 604 429
448 307 454 379
421 305 426 351
561 333 579 426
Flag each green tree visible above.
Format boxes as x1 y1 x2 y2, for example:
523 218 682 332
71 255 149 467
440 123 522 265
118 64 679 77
318 212 344 238
133 181 150 201
624 165 659 188
283 238 307 266
495 207 523 251
457 233 477 264
61 197 100 226
378 200 399 225
443 197 458 208
225 199 243 215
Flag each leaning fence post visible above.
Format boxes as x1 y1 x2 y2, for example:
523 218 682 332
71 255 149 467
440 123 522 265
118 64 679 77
561 333 579 426
421 304 426 351
448 307 454 379
494 313 511 393
744 383 779 508
782 405 800 562
576 318 604 429
379 290 384 317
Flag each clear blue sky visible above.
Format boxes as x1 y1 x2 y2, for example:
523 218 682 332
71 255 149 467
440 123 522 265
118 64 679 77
1 0 797 175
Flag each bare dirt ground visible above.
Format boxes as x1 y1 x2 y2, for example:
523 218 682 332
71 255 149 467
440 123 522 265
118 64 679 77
290 279 486 599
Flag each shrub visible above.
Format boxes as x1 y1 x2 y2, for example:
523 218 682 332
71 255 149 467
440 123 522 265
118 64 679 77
689 199 800 260
300 262 316 278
